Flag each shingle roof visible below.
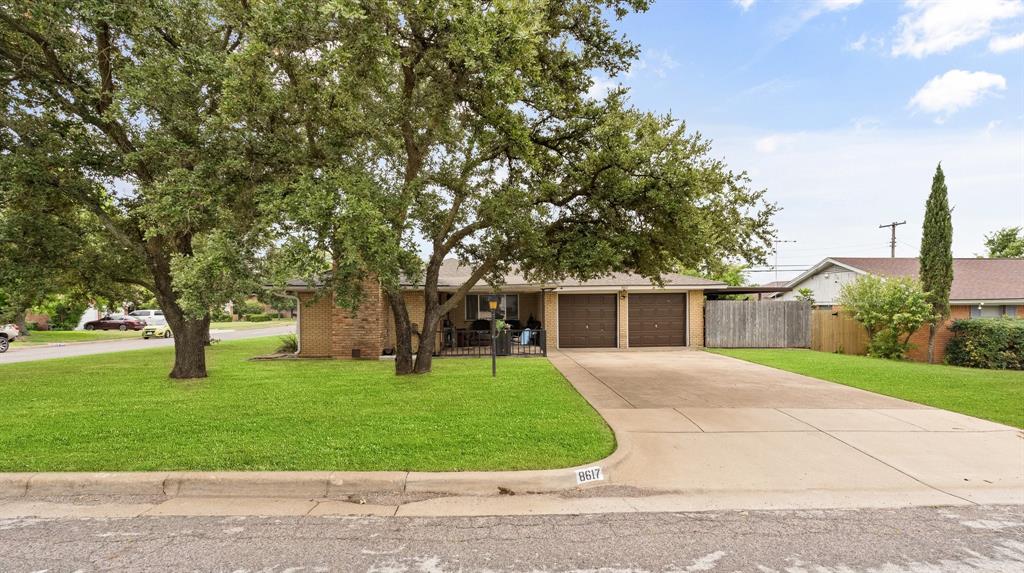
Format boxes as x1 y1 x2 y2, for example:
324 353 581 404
831 257 1024 301
410 259 724 289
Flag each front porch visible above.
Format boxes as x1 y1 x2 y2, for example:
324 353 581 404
434 290 548 357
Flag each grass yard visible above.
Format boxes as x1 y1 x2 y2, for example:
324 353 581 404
708 348 1024 428
15 319 294 346
0 337 613 472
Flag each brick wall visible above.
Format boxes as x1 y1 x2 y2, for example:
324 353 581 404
296 292 332 357
617 291 629 348
543 291 558 349
688 290 704 347
329 278 385 359
906 304 970 363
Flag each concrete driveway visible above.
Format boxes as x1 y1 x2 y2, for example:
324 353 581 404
549 348 1024 509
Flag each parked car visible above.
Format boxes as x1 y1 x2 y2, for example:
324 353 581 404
142 324 173 339
0 323 20 353
129 309 167 326
83 315 145 331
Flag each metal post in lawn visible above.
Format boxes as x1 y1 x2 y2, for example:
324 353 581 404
488 296 499 377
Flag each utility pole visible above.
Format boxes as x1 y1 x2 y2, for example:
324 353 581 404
772 239 797 281
878 221 906 258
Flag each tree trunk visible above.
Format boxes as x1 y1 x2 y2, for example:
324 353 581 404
387 289 414 375
13 308 29 337
927 323 937 364
148 248 209 379
168 316 210 379
413 304 440 374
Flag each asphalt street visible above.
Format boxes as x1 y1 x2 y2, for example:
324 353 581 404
0 325 294 364
1 504 1021 572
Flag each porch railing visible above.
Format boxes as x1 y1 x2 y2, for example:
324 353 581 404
436 328 547 357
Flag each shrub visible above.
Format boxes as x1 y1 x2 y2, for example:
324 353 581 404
945 318 1024 370
276 334 298 354
838 275 935 360
33 296 89 331
246 313 272 322
237 300 265 318
209 308 232 322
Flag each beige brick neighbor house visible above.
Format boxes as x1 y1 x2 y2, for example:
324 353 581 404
285 259 725 359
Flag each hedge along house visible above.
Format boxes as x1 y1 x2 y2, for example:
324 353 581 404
775 257 1024 362
284 259 726 359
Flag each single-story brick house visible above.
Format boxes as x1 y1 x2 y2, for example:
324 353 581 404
775 257 1024 362
285 260 726 358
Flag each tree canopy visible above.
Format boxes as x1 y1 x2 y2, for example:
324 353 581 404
838 274 934 360
0 0 275 377
258 0 777 374
983 227 1024 259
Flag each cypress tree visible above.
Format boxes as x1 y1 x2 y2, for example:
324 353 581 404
919 163 954 363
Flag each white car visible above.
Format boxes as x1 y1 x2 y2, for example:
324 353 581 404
0 323 20 353
129 309 167 326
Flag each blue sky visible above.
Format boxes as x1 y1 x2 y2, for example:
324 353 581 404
594 0 1024 281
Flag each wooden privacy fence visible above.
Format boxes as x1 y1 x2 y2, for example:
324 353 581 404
705 300 811 348
811 309 869 355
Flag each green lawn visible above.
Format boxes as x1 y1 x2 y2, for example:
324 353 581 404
0 337 613 472
16 329 139 345
707 348 1024 428
16 319 294 346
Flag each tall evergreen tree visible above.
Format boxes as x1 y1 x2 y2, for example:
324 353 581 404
919 163 953 364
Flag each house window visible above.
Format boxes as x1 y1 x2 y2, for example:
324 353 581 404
465 294 519 321
971 305 1017 318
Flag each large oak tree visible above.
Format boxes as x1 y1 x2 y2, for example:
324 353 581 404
0 1 275 377
264 0 776 374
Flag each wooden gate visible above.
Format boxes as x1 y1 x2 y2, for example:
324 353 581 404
811 309 869 355
705 300 811 348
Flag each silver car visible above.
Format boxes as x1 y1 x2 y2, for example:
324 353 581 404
128 309 167 326
0 323 20 353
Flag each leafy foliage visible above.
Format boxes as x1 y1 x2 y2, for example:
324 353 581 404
945 318 1024 370
838 275 935 360
795 288 815 304
983 227 1024 258
253 0 776 373
0 0 275 377
32 295 89 331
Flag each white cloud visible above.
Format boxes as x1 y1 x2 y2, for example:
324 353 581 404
909 69 1007 120
755 134 798 153
627 49 678 80
989 32 1024 52
586 76 620 100
848 33 868 51
777 0 864 38
734 0 756 11
892 0 1024 58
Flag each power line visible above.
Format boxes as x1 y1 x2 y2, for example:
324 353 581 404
772 239 797 281
879 220 907 258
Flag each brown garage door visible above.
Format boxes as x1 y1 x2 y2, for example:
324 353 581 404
628 293 687 347
558 294 617 348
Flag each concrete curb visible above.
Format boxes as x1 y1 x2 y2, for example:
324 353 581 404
0 434 629 499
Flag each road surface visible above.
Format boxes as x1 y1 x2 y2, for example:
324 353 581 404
0 325 294 364
0 504 1021 572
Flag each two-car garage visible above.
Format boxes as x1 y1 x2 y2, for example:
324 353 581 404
557 293 688 348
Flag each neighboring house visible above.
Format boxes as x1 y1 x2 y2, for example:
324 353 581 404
777 257 1024 362
285 259 725 358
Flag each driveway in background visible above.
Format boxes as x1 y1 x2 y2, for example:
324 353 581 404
0 325 294 364
549 348 1024 508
